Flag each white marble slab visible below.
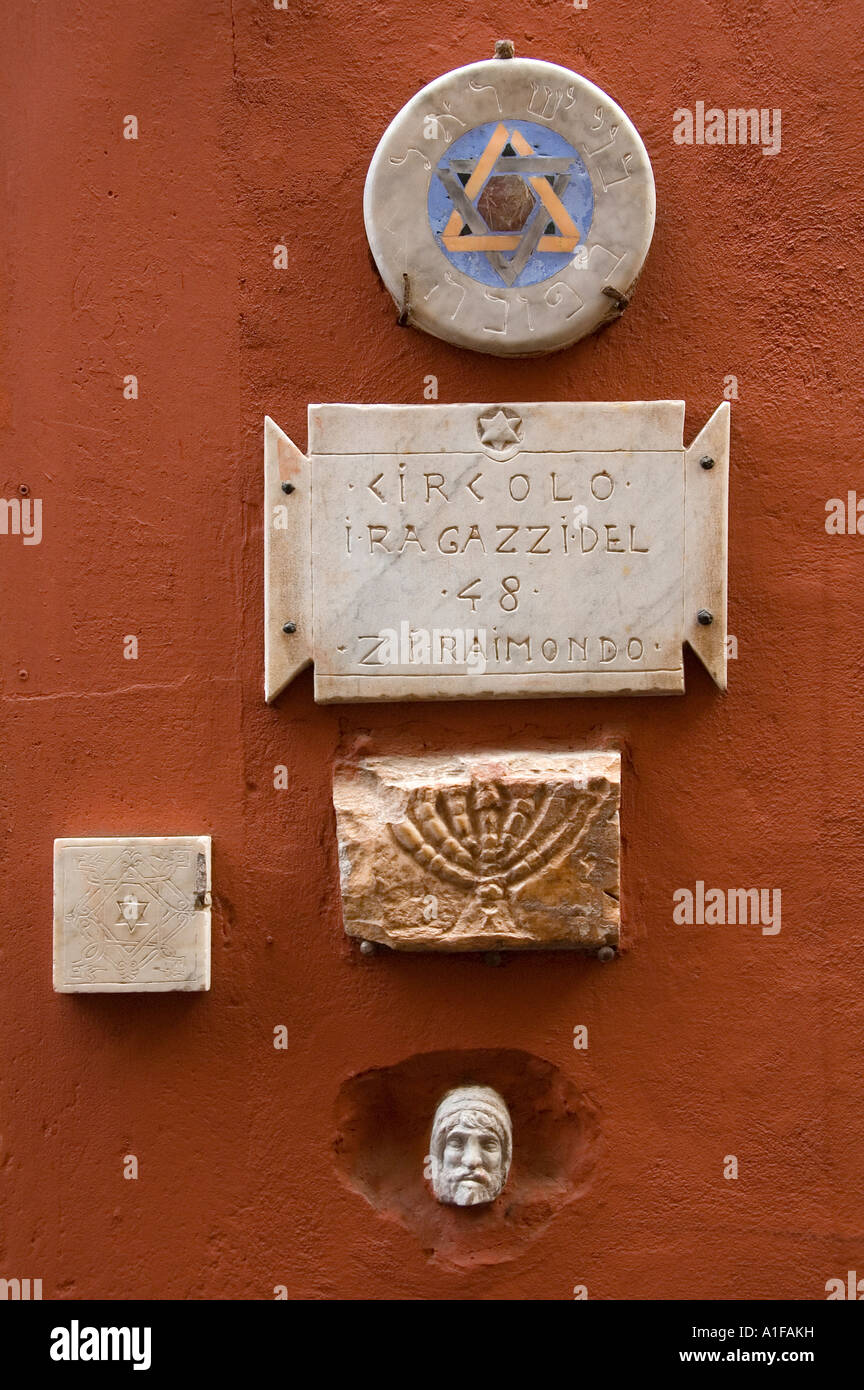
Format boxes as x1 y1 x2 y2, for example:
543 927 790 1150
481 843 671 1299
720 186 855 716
264 401 729 703
53 836 211 992
364 54 655 356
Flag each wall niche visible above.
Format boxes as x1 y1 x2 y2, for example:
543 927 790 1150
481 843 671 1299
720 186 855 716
333 1048 601 1269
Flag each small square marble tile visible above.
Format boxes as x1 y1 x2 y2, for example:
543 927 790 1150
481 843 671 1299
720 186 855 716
53 836 211 992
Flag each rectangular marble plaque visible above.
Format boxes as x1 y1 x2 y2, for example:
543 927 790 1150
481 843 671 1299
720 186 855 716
334 751 620 953
53 836 212 992
265 400 728 702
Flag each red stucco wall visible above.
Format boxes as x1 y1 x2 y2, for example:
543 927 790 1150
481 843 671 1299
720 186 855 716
2 0 863 1299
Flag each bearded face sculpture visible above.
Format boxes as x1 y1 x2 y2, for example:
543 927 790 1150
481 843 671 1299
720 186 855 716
426 1086 512 1207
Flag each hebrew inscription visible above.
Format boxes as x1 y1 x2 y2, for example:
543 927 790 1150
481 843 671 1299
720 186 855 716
264 400 729 703
364 53 655 355
333 751 621 953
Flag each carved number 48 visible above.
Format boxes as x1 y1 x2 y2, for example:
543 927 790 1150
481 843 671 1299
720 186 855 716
456 577 520 612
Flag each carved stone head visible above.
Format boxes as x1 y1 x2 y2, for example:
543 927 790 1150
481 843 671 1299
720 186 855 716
426 1086 512 1207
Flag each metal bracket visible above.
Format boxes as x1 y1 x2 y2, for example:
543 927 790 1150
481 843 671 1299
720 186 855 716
264 416 312 703
684 402 730 690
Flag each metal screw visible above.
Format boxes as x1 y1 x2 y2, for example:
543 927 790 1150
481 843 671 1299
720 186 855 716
282 622 296 634
597 946 616 963
359 940 376 956
281 481 294 494
699 455 714 470
697 609 713 626
18 484 29 496
494 39 515 59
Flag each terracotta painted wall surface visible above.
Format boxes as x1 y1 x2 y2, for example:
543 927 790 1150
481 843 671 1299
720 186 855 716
2 0 863 1301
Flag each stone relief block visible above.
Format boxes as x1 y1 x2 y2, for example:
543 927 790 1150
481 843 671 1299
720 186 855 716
333 751 620 953
264 400 729 704
53 836 211 993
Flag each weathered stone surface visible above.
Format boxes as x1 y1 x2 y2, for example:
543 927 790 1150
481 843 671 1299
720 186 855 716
53 836 211 992
476 175 535 232
334 751 620 952
265 401 730 704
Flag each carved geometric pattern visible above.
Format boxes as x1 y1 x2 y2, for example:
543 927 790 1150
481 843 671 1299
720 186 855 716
53 836 211 992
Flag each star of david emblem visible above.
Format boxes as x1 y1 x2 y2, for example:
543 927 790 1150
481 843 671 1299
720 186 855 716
116 892 146 933
54 836 211 992
434 122 581 287
77 866 182 970
478 409 523 453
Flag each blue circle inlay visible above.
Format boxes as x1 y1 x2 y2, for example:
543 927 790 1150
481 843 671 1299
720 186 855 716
428 120 594 289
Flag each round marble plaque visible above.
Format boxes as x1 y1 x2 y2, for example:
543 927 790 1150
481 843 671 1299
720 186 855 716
364 55 655 356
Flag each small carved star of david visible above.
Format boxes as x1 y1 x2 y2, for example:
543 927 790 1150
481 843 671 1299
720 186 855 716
478 409 523 452
116 893 146 932
435 122 580 287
